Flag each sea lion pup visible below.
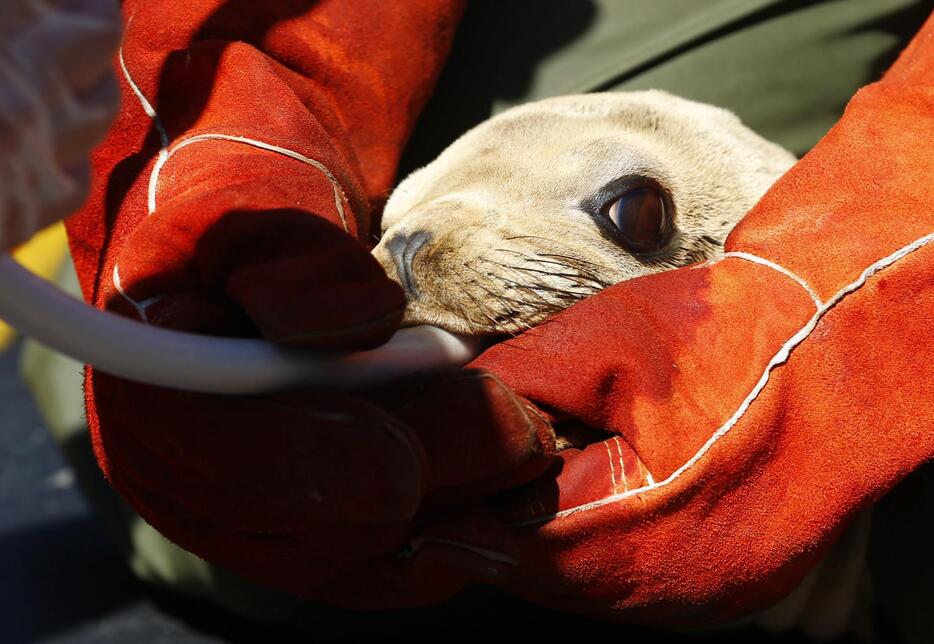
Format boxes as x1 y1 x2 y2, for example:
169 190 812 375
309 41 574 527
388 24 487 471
373 90 796 336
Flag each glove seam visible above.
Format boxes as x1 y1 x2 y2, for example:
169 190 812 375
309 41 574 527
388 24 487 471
146 133 351 230
117 31 356 322
514 230 934 527
714 251 823 308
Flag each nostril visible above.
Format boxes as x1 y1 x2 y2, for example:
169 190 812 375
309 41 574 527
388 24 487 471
386 231 431 298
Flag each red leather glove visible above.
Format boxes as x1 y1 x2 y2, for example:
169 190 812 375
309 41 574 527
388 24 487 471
66 0 556 601
385 11 934 624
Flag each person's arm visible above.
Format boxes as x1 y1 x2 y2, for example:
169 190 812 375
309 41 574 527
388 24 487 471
66 0 562 601
64 0 934 624
393 9 934 625
0 0 120 251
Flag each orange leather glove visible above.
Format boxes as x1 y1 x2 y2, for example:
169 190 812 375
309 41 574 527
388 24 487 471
372 10 934 624
67 0 934 621
66 0 556 601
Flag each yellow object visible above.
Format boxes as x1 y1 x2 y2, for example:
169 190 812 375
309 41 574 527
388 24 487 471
0 222 70 351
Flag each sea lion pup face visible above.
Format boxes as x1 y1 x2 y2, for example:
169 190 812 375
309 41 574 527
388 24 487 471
374 90 796 336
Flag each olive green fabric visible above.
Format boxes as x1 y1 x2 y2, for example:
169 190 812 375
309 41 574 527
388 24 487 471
399 0 930 176
20 0 930 637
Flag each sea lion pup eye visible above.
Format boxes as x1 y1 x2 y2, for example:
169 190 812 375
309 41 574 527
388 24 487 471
590 176 675 255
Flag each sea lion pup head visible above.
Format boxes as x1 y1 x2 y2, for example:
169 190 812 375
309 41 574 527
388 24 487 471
373 90 795 336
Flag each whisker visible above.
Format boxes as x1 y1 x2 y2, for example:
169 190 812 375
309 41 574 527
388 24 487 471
464 263 539 334
462 289 503 328
503 234 555 243
537 252 604 268
432 296 486 335
496 263 590 280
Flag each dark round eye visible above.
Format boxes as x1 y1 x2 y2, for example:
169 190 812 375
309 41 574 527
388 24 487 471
605 186 673 254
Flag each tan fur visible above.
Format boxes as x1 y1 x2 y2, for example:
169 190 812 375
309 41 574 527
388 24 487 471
374 91 796 335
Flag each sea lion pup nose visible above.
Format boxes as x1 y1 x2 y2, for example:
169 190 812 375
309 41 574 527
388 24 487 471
384 230 431 298
374 90 796 336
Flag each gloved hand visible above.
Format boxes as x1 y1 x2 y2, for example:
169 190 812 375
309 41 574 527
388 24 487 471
67 0 558 600
381 9 934 625
0 0 120 250
70 0 934 623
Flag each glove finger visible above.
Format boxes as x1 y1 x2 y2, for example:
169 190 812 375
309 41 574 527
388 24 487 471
375 369 557 510
492 431 652 526
219 213 406 349
314 504 519 610
120 475 413 598
90 372 429 534
112 206 406 350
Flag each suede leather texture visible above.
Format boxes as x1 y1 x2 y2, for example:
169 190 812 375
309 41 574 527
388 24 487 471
434 11 934 624
64 0 934 623
60 0 558 600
